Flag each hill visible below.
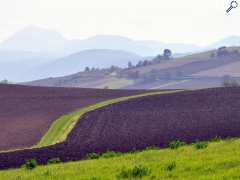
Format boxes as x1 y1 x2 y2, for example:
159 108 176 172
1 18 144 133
0 84 148 151
31 49 143 78
1 88 240 169
0 138 240 179
27 47 240 89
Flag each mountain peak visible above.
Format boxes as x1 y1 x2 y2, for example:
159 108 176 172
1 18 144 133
0 26 67 52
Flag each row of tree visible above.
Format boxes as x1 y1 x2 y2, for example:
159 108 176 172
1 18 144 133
127 49 173 69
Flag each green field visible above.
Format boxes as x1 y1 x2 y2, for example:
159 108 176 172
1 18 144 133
2 138 240 179
96 77 134 89
37 90 180 147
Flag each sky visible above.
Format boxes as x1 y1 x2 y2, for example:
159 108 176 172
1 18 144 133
0 0 239 46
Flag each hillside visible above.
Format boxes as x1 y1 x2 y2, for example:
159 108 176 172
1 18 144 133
27 46 240 89
0 138 240 179
1 88 240 169
31 49 142 78
0 84 148 151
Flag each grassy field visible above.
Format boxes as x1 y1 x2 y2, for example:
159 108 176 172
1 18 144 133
37 90 180 147
96 78 134 89
2 138 240 179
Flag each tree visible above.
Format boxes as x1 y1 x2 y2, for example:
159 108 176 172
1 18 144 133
84 67 90 72
217 46 229 57
136 61 143 67
0 79 8 84
153 54 164 63
128 61 133 69
163 49 172 60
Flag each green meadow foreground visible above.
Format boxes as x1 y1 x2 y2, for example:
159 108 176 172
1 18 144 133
1 138 240 179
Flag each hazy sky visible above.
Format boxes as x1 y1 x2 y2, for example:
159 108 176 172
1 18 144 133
0 0 239 45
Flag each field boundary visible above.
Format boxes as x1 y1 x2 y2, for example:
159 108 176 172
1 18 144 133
37 90 182 147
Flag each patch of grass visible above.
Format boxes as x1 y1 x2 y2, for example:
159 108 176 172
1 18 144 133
101 151 123 159
47 158 61 165
169 140 186 149
117 165 151 179
23 159 37 170
37 90 180 147
86 153 100 160
166 162 176 171
194 141 208 150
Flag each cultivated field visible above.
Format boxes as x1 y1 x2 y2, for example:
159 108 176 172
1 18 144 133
0 84 149 151
1 87 240 170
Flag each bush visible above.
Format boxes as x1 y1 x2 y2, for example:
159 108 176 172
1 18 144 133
194 141 208 150
166 162 176 171
117 165 151 179
24 159 38 170
101 151 123 159
47 158 61 165
145 146 159 150
86 153 100 160
222 79 240 87
169 140 186 149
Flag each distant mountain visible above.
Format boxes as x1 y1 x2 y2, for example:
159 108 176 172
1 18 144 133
0 50 55 82
28 49 143 79
0 26 203 56
0 26 68 54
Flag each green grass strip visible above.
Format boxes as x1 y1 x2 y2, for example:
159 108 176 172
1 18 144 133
37 90 181 147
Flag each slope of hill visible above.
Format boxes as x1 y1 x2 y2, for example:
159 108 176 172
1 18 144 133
30 49 143 78
1 138 240 179
27 47 240 89
0 88 240 169
0 84 148 151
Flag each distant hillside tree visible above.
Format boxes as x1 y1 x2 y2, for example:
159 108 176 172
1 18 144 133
0 79 8 84
163 49 172 60
217 47 229 57
136 61 143 67
128 61 133 69
84 67 90 72
153 54 164 63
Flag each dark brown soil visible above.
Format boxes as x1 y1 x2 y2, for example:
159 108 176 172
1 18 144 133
1 87 240 169
0 84 148 151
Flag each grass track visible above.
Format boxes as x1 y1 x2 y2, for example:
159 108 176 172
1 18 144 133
37 90 181 147
2 138 240 179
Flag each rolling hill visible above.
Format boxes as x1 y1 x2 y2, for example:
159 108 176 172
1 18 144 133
26 47 240 89
29 49 143 78
1 87 240 170
0 84 148 151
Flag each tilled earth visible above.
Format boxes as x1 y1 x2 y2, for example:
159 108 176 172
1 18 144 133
0 84 148 151
1 87 240 169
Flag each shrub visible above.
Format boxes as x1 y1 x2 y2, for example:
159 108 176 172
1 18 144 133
194 141 208 150
101 151 123 159
24 159 38 170
117 165 151 179
169 140 186 149
86 153 100 160
47 158 61 165
166 162 176 171
145 146 159 150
